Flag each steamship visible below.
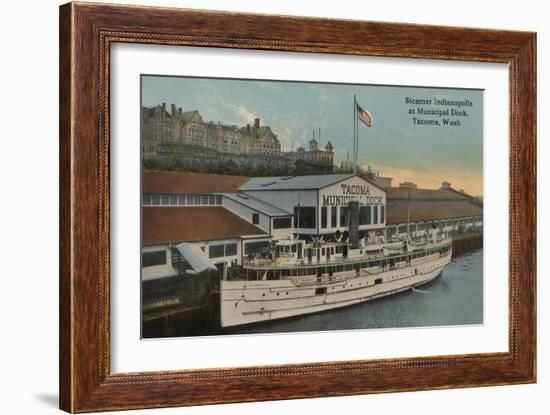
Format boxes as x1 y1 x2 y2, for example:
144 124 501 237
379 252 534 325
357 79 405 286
220 228 452 328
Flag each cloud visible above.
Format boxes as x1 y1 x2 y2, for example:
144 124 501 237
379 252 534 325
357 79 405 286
268 111 330 151
235 105 258 124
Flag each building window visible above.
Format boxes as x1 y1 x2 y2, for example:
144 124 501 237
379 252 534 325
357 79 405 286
359 206 370 225
321 206 328 228
151 194 161 206
142 250 166 267
161 194 169 205
331 206 338 228
244 241 271 255
373 205 378 224
273 217 292 229
209 245 225 258
294 207 316 229
340 207 349 228
169 194 177 205
380 206 385 223
225 243 237 256
252 213 260 225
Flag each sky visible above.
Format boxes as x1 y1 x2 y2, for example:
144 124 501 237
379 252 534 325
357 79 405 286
142 75 483 196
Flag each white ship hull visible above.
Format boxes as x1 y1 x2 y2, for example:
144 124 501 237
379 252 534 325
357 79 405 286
221 249 452 328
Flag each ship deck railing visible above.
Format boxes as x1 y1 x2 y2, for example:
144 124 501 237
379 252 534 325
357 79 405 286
243 238 451 270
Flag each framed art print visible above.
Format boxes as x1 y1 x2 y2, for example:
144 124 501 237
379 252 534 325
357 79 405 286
59 2 536 412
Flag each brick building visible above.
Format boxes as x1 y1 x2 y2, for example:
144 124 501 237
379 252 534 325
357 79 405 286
141 103 281 156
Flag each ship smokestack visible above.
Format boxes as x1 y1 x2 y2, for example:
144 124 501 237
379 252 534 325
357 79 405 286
348 201 360 248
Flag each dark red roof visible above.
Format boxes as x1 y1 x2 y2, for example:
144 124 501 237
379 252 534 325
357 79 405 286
386 204 483 225
142 207 267 245
142 170 248 194
387 187 470 201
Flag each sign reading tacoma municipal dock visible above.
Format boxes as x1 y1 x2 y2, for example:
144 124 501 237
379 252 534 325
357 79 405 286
140 74 483 339
322 183 384 206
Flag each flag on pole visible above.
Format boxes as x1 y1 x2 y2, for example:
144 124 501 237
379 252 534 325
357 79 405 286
356 102 373 127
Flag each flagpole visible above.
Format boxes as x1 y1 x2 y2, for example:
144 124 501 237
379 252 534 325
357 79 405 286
353 94 357 171
356 97 360 171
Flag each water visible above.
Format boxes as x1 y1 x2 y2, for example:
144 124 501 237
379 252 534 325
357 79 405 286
223 248 483 335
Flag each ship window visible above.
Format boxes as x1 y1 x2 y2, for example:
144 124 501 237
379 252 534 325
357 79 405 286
375 278 383 285
321 206 328 228
142 250 166 267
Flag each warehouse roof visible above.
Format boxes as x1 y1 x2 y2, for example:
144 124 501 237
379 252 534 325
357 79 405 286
240 174 369 191
142 170 248 194
387 187 471 201
220 193 292 216
386 204 483 225
142 207 267 245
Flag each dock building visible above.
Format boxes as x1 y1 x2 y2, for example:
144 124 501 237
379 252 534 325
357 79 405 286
142 171 482 286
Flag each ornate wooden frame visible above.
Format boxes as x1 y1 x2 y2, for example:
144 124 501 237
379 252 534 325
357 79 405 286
59 2 536 412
